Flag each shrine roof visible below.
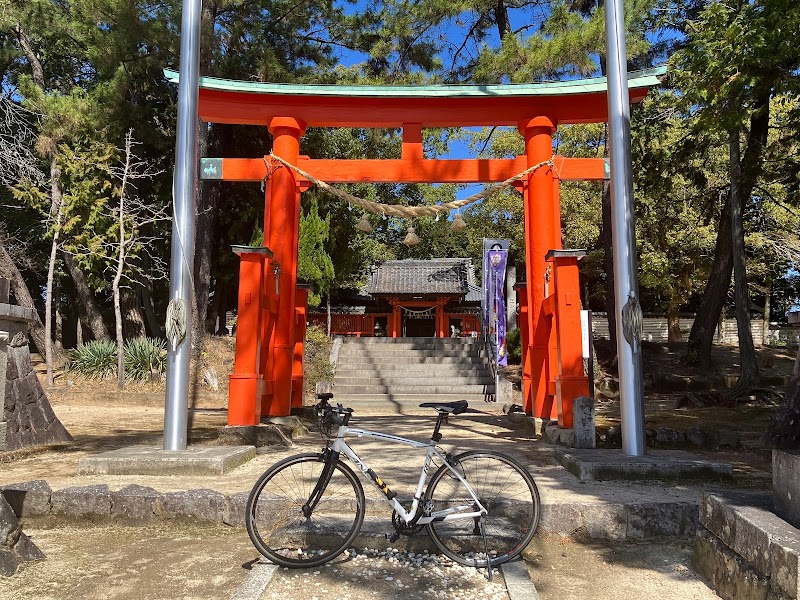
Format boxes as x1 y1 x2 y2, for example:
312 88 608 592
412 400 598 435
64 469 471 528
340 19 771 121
365 259 477 297
165 67 666 128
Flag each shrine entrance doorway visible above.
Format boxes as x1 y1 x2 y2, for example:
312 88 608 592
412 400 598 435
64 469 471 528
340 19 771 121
402 308 436 338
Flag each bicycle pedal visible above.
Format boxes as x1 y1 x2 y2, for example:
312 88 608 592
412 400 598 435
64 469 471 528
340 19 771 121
385 532 400 543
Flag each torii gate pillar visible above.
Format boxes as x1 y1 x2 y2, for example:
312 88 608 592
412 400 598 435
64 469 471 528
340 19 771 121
264 117 305 417
520 117 559 420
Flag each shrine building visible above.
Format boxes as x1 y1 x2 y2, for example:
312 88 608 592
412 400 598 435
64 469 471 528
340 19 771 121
308 258 481 338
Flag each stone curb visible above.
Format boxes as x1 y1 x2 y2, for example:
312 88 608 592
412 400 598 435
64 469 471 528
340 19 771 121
1 480 699 541
698 492 800 599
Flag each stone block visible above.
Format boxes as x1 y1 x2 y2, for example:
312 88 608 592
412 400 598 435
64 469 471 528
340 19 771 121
572 396 596 449
159 489 225 522
0 480 52 518
223 492 248 527
627 502 698 538
774 451 800 529
110 485 161 522
0 549 18 577
539 502 626 539
694 526 770 600
656 427 684 445
13 532 45 561
77 445 256 475
556 447 733 481
263 415 310 438
584 503 627 540
771 535 800 599
700 492 800 600
51 485 111 520
0 421 5 451
0 495 20 548
538 503 584 535
218 424 293 447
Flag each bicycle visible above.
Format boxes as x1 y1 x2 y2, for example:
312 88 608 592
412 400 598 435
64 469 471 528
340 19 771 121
245 392 540 579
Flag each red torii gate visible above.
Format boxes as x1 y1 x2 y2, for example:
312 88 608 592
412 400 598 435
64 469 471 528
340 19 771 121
174 68 662 427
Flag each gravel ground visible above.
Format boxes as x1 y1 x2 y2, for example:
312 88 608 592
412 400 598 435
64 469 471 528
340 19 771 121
263 548 509 600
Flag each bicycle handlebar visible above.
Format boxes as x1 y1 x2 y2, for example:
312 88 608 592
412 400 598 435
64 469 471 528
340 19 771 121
315 393 353 428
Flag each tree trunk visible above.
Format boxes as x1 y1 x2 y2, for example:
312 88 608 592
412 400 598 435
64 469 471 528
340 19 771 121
0 240 46 354
76 318 83 346
763 286 771 347
54 279 63 352
767 346 800 450
62 252 110 341
727 127 759 397
667 301 682 346
136 258 161 337
686 196 733 368
45 154 64 387
493 0 511 38
113 216 125 389
192 0 222 349
122 288 147 339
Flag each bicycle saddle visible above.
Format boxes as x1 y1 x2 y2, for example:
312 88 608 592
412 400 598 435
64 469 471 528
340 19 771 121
419 400 468 415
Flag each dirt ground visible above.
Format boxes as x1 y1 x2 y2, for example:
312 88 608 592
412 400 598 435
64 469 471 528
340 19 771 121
0 338 743 599
0 524 718 600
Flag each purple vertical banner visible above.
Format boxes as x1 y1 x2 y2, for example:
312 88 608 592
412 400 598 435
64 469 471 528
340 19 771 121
488 250 508 366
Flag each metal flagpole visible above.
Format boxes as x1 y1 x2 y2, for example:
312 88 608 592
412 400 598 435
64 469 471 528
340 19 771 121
163 0 202 451
605 0 646 456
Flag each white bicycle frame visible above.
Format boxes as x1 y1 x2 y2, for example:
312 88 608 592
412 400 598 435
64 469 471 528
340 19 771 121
329 422 488 526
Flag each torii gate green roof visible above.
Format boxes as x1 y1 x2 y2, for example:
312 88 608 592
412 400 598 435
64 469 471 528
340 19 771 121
167 66 666 127
165 66 665 99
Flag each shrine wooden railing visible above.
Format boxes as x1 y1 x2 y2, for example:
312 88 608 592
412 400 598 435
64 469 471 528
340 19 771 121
307 314 378 337
308 313 480 337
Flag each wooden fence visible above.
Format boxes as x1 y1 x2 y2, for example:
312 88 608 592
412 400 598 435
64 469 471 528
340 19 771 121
590 314 800 347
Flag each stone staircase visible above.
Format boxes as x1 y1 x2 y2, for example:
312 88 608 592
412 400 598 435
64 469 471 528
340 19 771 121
332 337 495 410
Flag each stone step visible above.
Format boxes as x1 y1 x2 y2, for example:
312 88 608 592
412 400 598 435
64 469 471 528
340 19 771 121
333 376 496 386
338 349 490 360
335 364 493 376
341 337 483 346
332 384 496 395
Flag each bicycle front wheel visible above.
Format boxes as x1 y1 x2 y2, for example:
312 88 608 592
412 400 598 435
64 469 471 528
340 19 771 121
424 450 540 567
246 452 366 568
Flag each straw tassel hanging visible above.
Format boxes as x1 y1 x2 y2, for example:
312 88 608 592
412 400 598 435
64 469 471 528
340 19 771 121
403 223 420 246
357 213 373 232
451 211 467 231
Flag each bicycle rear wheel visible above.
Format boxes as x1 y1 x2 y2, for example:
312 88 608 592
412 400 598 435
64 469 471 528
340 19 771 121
424 450 540 567
246 452 366 568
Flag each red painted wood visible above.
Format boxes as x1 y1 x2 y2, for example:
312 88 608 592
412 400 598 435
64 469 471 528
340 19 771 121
216 156 605 183
199 88 649 128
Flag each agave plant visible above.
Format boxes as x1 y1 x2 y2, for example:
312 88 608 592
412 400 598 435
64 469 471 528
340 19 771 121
124 337 167 383
65 339 118 379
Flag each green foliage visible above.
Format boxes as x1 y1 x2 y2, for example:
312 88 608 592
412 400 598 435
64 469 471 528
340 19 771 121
303 325 333 397
66 337 167 381
298 197 335 307
66 339 117 379
124 337 167 383
506 328 521 364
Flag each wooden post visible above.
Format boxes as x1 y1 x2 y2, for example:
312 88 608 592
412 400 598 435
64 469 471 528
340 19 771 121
266 117 305 417
229 246 273 426
547 250 590 428
292 286 310 408
519 117 558 420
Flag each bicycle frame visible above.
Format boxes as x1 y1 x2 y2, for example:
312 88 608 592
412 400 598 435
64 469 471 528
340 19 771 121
328 422 488 526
